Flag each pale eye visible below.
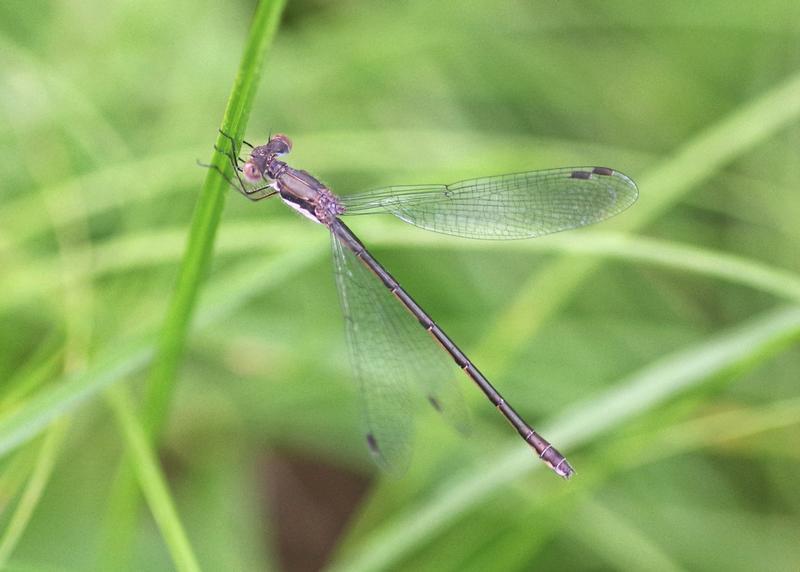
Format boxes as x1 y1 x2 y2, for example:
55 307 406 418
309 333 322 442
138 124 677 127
243 163 261 182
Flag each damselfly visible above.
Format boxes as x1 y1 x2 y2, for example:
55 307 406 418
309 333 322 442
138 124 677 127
208 132 638 478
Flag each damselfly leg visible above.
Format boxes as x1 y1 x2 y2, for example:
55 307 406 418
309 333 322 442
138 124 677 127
200 129 277 201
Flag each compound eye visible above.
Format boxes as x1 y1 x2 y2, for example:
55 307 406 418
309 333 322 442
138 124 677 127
243 162 261 182
269 133 292 155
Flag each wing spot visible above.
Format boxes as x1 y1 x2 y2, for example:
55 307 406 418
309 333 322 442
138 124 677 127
366 433 380 455
592 167 614 176
570 170 592 180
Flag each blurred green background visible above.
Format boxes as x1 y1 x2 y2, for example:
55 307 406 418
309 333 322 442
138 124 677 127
1 1 799 570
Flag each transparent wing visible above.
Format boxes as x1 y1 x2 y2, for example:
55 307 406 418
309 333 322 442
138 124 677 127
331 232 470 474
340 167 638 239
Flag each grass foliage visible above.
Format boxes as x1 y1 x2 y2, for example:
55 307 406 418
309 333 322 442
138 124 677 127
1 1 799 570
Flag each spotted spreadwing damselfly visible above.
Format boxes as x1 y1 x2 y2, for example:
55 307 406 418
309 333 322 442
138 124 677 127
206 132 638 478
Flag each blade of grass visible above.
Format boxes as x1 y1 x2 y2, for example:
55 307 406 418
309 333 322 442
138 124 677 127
0 35 131 163
0 335 64 414
7 221 800 314
1 224 798 461
144 0 286 440
0 247 319 460
505 397 800 568
0 449 37 517
420 394 800 571
99 249 308 569
1 131 647 253
568 499 685 572
0 343 153 460
479 68 800 372
106 386 200 572
0 149 191 253
103 1 286 567
329 68 800 568
625 397 800 469
98 251 315 571
329 306 800 572
0 420 68 568
368 228 800 304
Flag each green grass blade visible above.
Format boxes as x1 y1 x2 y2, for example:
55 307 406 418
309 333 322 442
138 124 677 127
0 344 153 459
102 3 286 563
106 386 200 572
7 221 800 314
143 0 286 438
627 397 800 470
480 68 800 370
0 449 37 517
1 224 798 463
570 499 685 572
329 306 800 572
363 227 800 303
0 248 318 461
0 421 68 568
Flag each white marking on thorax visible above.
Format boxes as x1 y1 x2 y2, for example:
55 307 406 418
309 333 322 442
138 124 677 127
281 196 322 224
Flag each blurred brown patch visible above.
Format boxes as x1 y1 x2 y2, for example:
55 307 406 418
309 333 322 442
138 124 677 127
262 452 371 572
